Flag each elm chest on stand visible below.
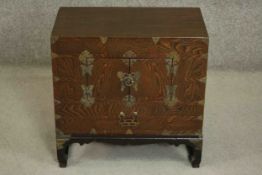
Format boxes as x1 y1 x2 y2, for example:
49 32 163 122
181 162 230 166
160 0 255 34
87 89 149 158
51 7 208 168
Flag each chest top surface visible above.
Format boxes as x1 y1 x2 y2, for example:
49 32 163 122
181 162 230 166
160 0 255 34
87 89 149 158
52 7 208 38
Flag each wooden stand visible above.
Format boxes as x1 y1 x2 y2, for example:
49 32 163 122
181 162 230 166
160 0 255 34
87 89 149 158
56 135 202 168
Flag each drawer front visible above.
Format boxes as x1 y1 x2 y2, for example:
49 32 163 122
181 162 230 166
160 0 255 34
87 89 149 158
52 37 208 137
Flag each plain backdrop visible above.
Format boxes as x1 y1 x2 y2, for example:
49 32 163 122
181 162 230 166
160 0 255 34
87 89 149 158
0 0 262 71
0 1 262 175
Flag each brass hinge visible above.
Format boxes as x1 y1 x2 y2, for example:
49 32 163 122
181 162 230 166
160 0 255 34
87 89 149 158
79 50 94 76
81 85 95 107
165 51 180 75
164 85 178 107
79 50 95 107
164 51 180 107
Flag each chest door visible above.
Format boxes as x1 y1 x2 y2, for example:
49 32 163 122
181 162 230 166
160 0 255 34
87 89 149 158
119 40 207 136
53 50 131 135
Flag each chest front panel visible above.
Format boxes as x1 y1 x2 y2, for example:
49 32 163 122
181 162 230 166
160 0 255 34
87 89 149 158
52 38 207 136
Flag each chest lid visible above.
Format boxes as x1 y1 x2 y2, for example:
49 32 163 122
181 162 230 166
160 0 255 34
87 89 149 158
52 7 208 38
51 7 208 59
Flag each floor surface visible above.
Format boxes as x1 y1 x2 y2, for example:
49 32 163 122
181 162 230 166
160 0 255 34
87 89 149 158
0 66 261 175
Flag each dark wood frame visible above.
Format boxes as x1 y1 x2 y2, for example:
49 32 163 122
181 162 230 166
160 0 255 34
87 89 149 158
57 135 202 168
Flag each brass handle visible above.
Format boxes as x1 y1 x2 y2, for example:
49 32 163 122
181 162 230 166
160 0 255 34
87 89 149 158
119 111 138 127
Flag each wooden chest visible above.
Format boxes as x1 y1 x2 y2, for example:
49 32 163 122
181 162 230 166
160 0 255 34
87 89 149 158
51 7 208 168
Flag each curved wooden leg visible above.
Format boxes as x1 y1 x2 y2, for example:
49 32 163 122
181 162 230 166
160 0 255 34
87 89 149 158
56 139 69 168
186 139 202 168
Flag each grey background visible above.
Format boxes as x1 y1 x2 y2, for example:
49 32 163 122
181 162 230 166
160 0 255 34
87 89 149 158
1 0 262 70
1 1 262 174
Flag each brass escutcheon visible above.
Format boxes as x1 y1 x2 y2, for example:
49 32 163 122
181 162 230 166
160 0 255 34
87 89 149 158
117 72 140 92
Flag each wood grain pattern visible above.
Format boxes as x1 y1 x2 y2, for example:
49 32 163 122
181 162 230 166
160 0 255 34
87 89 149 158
131 59 170 101
52 37 208 137
89 59 129 99
55 102 202 136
